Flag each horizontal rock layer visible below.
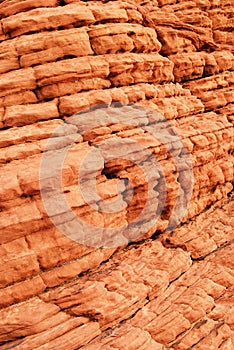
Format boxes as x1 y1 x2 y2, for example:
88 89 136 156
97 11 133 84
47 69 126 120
0 0 233 349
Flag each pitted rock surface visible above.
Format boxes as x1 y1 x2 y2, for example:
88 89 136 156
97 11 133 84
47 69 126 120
0 0 233 349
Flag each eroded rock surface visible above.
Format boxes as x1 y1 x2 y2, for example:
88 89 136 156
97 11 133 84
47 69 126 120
0 0 233 349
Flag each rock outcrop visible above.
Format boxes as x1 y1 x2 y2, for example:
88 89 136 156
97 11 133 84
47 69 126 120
0 0 233 349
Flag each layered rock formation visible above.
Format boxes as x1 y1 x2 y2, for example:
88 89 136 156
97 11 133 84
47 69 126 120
0 0 233 349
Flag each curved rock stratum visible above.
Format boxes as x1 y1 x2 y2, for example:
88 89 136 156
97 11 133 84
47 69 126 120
0 0 233 349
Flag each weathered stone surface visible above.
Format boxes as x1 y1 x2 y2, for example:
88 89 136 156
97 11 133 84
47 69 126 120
0 41 19 74
83 235 234 349
161 197 234 259
88 23 161 55
1 4 95 37
18 320 101 350
0 91 37 108
0 21 6 42
0 237 41 288
26 227 92 270
0 0 59 18
0 201 46 244
0 0 233 349
3 100 59 127
169 51 234 82
0 298 60 342
0 276 46 309
0 28 94 70
40 247 116 288
0 68 36 97
41 241 191 329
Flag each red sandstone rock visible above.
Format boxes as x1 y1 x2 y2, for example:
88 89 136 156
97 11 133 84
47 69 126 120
0 297 60 342
0 0 233 349
0 0 59 18
3 100 59 127
1 4 95 37
0 68 36 97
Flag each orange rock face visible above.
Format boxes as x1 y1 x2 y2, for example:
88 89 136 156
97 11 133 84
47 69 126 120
0 0 233 349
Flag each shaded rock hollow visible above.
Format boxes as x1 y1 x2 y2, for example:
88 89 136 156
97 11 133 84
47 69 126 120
0 0 233 349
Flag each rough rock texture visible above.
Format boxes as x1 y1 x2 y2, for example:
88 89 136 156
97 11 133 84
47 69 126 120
0 0 233 349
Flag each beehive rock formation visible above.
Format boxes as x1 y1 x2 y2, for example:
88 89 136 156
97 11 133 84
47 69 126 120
0 0 233 349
